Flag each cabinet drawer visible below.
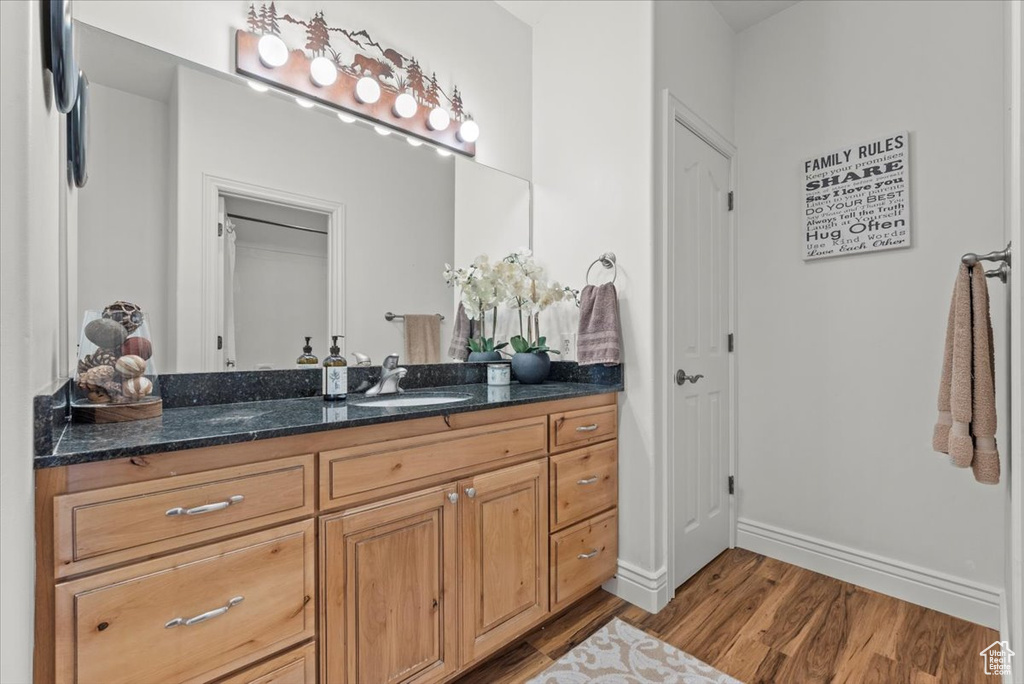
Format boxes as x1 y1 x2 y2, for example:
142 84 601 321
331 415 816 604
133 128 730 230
54 455 314 577
54 521 315 684
550 509 618 611
321 416 547 509
216 642 316 684
550 441 618 530
549 405 617 453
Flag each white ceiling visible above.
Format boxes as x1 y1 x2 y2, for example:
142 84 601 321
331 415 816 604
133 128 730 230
496 0 799 33
709 0 799 32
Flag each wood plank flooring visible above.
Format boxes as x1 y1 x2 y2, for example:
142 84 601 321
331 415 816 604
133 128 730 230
456 548 999 684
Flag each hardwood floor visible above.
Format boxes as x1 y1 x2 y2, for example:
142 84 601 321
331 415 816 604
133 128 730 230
456 548 1000 684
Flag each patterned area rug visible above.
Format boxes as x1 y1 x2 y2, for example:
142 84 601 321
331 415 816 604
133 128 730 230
527 618 743 683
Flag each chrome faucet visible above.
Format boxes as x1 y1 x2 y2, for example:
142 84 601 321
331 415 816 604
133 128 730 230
365 353 407 396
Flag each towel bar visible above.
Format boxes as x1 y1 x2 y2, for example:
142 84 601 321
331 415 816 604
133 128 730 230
961 243 1011 267
384 312 445 322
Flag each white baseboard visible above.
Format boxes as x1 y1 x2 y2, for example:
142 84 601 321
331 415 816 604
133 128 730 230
1001 592 1015 684
736 518 1001 629
604 559 671 613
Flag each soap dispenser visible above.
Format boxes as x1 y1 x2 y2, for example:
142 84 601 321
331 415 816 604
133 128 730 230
296 337 318 368
323 335 347 401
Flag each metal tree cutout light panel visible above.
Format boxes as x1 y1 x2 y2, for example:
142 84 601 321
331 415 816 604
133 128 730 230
236 3 477 156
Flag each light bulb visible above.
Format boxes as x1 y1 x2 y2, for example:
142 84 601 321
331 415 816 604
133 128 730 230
427 107 451 131
458 119 480 143
406 137 424 147
257 34 289 68
295 97 314 109
436 147 453 157
374 125 391 136
337 112 357 124
393 92 418 118
309 56 337 87
355 76 381 104
247 80 269 93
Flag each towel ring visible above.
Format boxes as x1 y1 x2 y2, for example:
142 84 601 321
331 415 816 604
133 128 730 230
586 252 617 285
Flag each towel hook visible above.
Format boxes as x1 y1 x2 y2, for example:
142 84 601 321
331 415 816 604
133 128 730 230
961 242 1011 267
586 252 617 285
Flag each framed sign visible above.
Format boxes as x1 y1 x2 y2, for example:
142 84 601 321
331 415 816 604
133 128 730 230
803 131 910 260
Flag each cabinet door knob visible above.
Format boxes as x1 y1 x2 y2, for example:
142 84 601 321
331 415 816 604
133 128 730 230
465 487 477 499
448 492 459 504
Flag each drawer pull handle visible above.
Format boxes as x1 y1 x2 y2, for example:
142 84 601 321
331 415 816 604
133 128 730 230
578 549 600 560
575 424 599 432
165 596 244 628
166 495 244 517
577 476 599 485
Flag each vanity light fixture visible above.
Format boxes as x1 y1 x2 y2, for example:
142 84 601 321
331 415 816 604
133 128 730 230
406 137 424 147
354 76 381 104
295 97 315 109
436 147 453 157
337 112 357 124
393 92 418 119
427 106 451 131
374 125 392 136
458 119 480 144
257 34 289 68
247 80 269 93
309 56 338 87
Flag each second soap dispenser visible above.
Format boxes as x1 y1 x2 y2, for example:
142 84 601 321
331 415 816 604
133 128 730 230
323 335 347 401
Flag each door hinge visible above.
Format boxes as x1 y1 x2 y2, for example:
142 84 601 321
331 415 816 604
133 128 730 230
217 222 224 237
728 475 735 495
728 333 734 352
217 335 223 350
727 191 734 211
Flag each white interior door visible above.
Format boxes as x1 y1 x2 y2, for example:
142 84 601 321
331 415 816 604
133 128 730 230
671 120 732 589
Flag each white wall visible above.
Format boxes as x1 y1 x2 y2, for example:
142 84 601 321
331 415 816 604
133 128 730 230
734 0 1007 626
77 83 170 361
74 0 532 181
0 1 63 680
532 0 659 607
173 67 455 369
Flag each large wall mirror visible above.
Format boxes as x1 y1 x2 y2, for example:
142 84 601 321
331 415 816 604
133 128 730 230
69 22 530 374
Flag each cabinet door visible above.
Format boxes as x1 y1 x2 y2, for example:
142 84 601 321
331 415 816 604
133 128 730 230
459 458 549 665
321 486 459 684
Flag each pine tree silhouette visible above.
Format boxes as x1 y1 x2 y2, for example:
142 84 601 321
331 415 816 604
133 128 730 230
247 4 260 33
450 86 464 120
258 3 269 34
305 11 330 56
266 1 281 35
425 72 441 107
406 58 426 102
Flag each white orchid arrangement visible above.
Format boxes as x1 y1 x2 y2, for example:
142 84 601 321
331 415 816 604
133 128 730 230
445 250 579 356
443 255 508 353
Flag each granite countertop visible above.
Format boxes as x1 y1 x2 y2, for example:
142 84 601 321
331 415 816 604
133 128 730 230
38 382 621 469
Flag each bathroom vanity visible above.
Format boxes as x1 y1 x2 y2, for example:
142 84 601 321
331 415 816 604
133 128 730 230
34 384 620 684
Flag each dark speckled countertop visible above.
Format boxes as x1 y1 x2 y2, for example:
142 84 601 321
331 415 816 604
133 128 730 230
38 382 621 469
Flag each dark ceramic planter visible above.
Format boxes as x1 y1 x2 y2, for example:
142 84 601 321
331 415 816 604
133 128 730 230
467 351 502 363
512 352 551 384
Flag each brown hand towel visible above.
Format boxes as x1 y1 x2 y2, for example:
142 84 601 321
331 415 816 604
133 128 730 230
404 314 441 365
969 264 1000 484
447 303 471 362
932 264 1000 484
577 282 622 366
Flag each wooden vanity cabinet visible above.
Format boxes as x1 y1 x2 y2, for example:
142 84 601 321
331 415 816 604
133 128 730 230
36 393 619 684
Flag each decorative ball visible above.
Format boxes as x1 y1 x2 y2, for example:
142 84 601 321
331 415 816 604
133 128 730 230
78 365 115 390
78 348 119 374
122 376 153 400
121 336 153 360
102 301 145 333
86 390 111 404
115 355 147 378
85 318 128 349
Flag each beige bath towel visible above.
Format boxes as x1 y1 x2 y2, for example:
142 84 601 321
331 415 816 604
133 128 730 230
447 303 471 361
404 314 441 365
932 264 1000 484
577 282 622 366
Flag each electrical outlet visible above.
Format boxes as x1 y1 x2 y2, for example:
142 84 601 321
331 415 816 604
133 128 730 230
560 333 576 361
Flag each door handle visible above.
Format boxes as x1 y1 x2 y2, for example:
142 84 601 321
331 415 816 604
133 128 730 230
675 370 704 385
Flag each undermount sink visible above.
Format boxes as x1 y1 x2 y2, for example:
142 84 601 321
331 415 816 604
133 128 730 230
354 394 472 408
